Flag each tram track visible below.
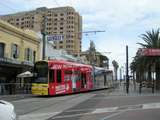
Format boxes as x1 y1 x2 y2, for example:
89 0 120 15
15 93 95 116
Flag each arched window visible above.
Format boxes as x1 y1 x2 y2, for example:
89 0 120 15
0 42 5 58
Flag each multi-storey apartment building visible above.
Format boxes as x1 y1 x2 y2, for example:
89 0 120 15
0 7 82 56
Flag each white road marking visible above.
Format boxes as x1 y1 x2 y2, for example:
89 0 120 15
19 112 61 120
19 102 160 120
92 107 118 114
51 102 160 119
143 103 160 109
100 111 126 120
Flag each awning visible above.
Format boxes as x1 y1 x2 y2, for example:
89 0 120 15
17 71 33 78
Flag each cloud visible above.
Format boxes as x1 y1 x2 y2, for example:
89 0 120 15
1 0 160 67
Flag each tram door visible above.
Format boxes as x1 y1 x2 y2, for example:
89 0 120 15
54 69 65 94
49 69 55 95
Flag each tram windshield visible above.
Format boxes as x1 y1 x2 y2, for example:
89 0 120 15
34 61 48 83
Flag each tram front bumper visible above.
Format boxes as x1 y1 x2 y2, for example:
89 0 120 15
32 84 48 95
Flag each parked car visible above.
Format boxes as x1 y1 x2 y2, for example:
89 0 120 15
0 100 17 120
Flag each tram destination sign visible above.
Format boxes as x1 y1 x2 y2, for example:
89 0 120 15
47 35 64 41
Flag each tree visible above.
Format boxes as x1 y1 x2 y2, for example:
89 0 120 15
89 40 96 65
112 60 119 80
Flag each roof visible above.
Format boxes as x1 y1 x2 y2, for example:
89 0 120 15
48 60 92 68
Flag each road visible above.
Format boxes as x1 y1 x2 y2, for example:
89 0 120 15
9 85 160 120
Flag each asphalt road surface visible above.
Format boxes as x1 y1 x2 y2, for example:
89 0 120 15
9 85 160 120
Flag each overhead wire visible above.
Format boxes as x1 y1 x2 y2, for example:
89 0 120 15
0 1 17 14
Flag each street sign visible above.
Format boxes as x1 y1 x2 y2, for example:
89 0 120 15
47 35 64 41
138 48 160 56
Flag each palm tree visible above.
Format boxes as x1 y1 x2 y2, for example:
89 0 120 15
112 60 119 81
137 28 160 89
138 29 160 48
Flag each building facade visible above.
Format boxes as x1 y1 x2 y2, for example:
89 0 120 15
0 7 82 56
0 20 40 94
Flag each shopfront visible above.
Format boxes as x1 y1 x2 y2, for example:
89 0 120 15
0 58 33 94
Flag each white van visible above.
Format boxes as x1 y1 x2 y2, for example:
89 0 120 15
0 100 17 120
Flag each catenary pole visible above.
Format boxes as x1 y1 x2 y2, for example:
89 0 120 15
126 45 129 94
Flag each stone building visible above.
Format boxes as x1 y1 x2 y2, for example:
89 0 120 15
0 20 40 94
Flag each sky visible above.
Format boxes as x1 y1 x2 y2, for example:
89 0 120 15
0 0 160 69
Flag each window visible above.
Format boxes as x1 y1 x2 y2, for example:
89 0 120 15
48 14 51 16
49 70 55 83
0 43 5 58
60 27 63 30
57 70 61 83
34 62 48 83
66 45 70 48
81 73 86 88
60 46 63 49
48 18 51 21
60 13 64 16
33 51 36 63
60 18 64 21
59 41 63 44
65 70 72 74
11 44 19 59
70 40 74 43
54 14 58 17
25 48 33 62
54 18 58 21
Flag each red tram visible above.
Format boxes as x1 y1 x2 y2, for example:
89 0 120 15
32 60 113 96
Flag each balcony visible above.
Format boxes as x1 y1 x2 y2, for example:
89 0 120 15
0 57 34 67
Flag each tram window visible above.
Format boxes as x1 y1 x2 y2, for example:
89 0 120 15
57 70 62 83
49 70 54 83
65 70 72 74
81 73 86 88
84 73 87 84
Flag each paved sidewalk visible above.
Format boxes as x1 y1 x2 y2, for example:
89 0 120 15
0 94 34 102
1 82 159 102
110 82 160 96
